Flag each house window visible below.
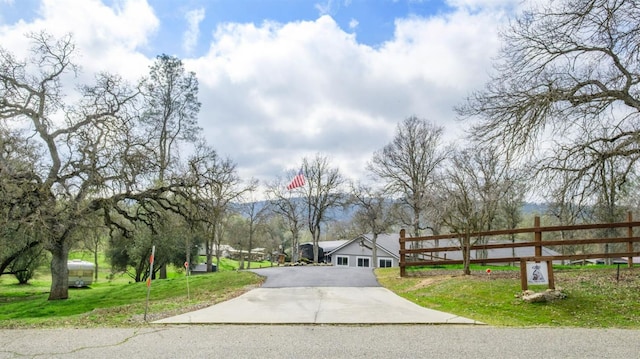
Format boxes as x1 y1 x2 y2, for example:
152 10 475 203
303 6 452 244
357 257 370 267
336 256 349 266
379 258 393 268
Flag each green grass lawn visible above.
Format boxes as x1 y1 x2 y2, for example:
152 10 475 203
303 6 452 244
376 265 640 328
0 253 275 328
2 260 638 328
0 267 264 328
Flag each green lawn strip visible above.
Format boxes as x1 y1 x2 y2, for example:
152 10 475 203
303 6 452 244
376 266 640 328
0 271 264 328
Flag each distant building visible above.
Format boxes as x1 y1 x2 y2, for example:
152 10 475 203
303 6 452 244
191 263 217 274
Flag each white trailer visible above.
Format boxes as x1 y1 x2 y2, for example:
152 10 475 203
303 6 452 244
67 259 95 287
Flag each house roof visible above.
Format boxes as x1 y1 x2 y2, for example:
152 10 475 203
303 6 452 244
300 240 350 253
318 240 350 253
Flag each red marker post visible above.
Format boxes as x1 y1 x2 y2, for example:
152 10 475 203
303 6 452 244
486 268 492 295
144 245 155 321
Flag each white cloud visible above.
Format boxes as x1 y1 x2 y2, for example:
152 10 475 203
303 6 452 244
314 0 334 16
0 0 158 80
183 7 205 54
315 0 352 17
348 18 358 30
0 0 517 190
446 0 523 12
188 5 510 184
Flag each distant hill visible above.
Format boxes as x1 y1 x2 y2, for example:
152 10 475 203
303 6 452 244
522 202 549 215
245 198 549 222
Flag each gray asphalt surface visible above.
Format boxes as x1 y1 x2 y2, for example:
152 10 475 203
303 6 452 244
2 326 639 358
251 265 381 287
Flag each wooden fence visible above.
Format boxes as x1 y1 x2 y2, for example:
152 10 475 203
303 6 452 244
399 213 640 289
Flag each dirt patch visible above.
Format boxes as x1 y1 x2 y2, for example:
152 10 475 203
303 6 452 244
404 275 454 291
406 269 520 280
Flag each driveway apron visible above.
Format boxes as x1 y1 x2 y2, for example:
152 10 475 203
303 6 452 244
154 266 482 325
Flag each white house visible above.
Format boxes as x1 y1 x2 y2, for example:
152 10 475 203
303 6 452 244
325 234 400 268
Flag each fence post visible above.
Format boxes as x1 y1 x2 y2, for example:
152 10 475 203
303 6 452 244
399 229 406 277
546 261 555 289
628 212 634 268
534 216 542 257
520 261 528 291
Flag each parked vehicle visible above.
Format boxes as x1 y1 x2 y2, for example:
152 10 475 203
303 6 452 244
67 259 95 287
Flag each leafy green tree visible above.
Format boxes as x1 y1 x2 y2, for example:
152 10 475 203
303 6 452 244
0 125 45 277
141 54 201 279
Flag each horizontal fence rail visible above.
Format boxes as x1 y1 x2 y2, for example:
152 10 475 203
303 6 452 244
399 213 640 278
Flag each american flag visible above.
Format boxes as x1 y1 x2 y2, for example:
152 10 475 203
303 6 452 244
287 168 305 190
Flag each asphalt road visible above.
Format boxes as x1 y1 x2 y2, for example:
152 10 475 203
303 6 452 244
1 326 639 358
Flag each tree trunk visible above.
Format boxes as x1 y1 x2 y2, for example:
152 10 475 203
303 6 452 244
94 246 99 282
207 252 214 272
291 231 299 262
206 233 214 272
48 240 70 300
159 264 167 279
247 234 253 269
462 235 471 275
372 233 378 268
312 225 321 263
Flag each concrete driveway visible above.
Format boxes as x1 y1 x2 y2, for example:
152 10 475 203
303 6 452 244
154 266 482 325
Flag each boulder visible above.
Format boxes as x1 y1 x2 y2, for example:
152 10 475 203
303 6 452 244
520 288 567 303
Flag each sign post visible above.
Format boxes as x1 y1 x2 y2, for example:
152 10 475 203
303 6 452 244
520 260 555 291
185 261 190 300
144 245 155 321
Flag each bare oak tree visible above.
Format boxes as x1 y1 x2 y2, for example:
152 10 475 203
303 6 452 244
237 180 266 269
349 181 397 267
458 0 640 205
265 174 307 262
302 154 345 263
0 32 195 300
187 141 245 272
438 145 523 274
368 116 447 237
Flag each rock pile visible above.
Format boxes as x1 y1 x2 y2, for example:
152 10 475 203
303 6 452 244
518 288 567 303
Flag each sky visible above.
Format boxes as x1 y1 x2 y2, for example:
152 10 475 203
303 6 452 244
0 0 524 192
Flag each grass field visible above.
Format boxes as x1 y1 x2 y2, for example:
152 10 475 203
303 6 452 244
0 254 271 328
376 265 640 328
1 260 638 328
